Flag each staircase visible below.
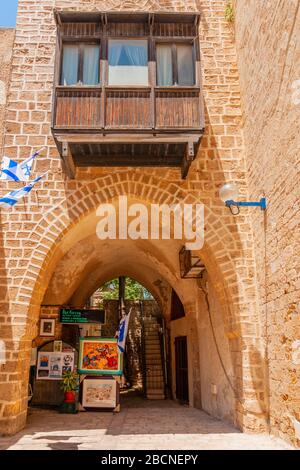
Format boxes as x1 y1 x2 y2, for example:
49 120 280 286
142 314 165 400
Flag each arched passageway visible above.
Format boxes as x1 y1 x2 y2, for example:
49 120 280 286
4 179 268 434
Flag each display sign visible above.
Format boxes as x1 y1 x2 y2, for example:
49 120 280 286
60 308 105 324
36 351 75 380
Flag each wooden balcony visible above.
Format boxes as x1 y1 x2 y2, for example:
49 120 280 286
52 85 204 178
51 10 204 178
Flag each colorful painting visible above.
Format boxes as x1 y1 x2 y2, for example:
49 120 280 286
82 378 117 408
78 338 122 375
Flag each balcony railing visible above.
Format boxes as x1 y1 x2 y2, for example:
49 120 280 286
53 85 202 132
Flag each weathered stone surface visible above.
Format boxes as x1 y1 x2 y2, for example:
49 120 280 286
0 29 14 153
0 399 293 450
0 0 298 449
235 0 300 447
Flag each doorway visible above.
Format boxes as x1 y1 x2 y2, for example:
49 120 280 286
88 277 168 400
175 336 189 404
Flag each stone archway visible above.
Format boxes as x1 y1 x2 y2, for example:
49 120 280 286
1 171 267 434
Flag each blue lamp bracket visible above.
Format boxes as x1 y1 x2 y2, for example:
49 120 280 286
225 197 267 210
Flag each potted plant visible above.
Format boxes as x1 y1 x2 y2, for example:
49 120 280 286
61 370 78 403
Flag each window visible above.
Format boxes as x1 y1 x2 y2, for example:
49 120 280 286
156 43 195 86
61 43 100 86
108 39 148 86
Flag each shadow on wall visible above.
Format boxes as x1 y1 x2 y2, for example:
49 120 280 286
248 344 269 429
0 210 24 434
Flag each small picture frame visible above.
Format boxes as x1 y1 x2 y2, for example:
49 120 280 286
53 340 62 352
40 319 55 337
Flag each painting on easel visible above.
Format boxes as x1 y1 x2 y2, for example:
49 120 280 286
78 337 122 375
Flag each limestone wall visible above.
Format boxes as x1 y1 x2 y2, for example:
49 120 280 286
198 278 235 424
234 0 300 446
0 0 267 435
0 29 14 155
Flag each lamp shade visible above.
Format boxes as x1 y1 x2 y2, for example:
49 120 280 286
219 183 239 202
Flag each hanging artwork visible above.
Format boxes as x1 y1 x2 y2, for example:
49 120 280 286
78 338 122 375
49 354 62 379
53 340 62 352
36 351 75 380
39 318 55 337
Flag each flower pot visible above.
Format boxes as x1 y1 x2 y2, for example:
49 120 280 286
64 391 76 403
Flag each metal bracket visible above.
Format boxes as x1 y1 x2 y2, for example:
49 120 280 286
181 142 195 179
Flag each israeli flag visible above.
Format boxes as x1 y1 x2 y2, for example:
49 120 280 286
117 309 131 353
0 172 47 210
0 147 45 182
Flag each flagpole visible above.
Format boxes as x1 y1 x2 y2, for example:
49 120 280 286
118 276 126 320
118 276 128 388
21 147 46 166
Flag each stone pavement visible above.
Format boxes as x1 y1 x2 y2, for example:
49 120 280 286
0 394 293 450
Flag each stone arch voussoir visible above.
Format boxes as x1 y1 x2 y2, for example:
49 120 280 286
21 171 246 337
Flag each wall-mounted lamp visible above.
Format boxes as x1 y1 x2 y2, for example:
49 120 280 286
219 183 267 215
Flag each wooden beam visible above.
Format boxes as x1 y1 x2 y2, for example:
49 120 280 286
53 8 62 27
181 141 195 179
62 142 76 179
54 133 203 144
74 155 182 167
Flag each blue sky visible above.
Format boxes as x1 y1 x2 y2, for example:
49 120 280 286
0 0 18 27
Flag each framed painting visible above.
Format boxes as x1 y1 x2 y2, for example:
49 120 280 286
53 340 62 352
82 377 118 408
40 318 55 337
78 337 123 375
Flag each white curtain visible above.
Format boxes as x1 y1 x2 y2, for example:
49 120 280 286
83 45 100 85
177 44 194 86
108 41 123 66
61 45 79 86
156 44 173 86
108 40 148 85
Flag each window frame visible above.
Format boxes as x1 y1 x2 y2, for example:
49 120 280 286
155 40 196 87
60 40 101 87
59 37 197 89
106 37 150 87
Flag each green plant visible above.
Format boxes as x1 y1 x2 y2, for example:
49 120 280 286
95 277 153 305
60 370 78 392
225 1 234 23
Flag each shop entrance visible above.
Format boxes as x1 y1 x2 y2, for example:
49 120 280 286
27 229 238 429
86 276 168 401
30 276 169 409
